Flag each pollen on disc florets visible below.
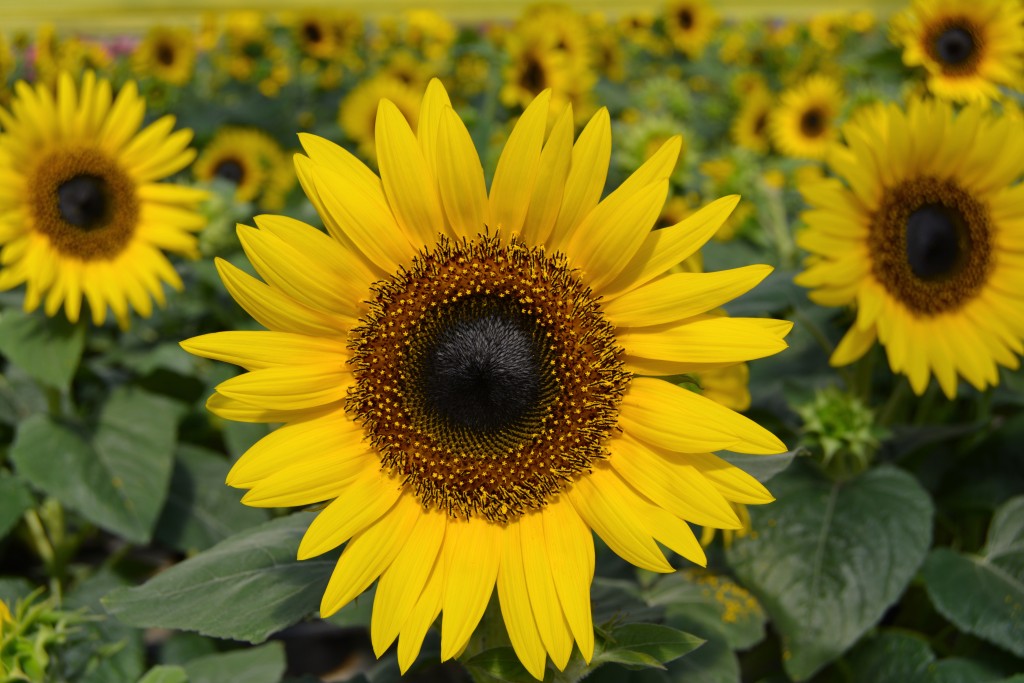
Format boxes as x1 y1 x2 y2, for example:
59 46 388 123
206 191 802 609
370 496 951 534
347 233 630 523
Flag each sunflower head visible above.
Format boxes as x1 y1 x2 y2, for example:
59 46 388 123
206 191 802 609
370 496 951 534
796 97 1024 397
0 72 206 328
133 26 196 86
183 79 789 678
893 0 1024 102
769 74 843 160
664 0 719 59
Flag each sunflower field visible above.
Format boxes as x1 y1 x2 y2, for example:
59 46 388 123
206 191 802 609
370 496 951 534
1 1 1023 682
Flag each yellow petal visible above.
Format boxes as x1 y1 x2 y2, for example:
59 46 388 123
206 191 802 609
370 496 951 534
397 554 444 673
602 195 741 299
437 106 488 239
215 364 353 412
240 444 372 508
497 521 548 680
521 105 573 247
621 377 787 455
520 511 574 671
550 108 611 250
619 317 792 365
205 391 337 424
684 452 775 505
542 501 595 663
603 265 773 328
321 492 422 617
417 78 452 181
489 91 550 237
181 331 348 371
440 517 501 660
298 470 403 559
376 99 447 246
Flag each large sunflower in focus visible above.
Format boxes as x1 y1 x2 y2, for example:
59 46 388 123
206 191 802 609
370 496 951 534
796 98 1024 397
769 74 843 160
893 0 1024 102
0 73 205 328
183 80 789 677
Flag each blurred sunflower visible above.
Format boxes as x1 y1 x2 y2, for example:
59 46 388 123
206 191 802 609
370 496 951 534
664 0 719 59
0 72 205 328
219 11 291 96
893 0 1024 102
769 74 843 160
193 127 293 210
338 75 421 163
732 89 773 154
133 26 196 86
183 80 789 677
796 98 1024 397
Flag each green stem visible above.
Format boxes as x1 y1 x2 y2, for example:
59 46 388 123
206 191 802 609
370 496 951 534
762 183 795 269
23 508 55 571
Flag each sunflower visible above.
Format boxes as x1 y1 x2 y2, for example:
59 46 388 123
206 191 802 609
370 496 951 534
769 74 843 160
0 72 205 329
193 127 293 210
732 89 773 154
795 97 1024 398
133 26 196 87
182 80 789 677
664 0 719 60
337 76 421 164
892 0 1024 102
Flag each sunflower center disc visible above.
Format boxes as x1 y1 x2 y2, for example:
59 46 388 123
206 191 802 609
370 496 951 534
935 26 974 66
869 176 991 315
522 56 545 92
156 42 175 66
800 108 825 137
214 159 245 184
423 315 540 433
906 203 963 280
348 235 630 522
57 175 110 230
679 9 694 29
303 22 323 43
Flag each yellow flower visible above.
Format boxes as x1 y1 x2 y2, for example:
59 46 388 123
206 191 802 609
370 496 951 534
769 74 843 160
132 26 196 87
338 75 421 163
182 80 789 677
193 127 293 210
796 98 1024 397
0 72 206 329
664 0 719 59
732 90 773 155
893 0 1024 103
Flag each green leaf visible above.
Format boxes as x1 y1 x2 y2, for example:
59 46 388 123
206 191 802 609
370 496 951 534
137 666 188 683
10 387 179 543
718 450 799 484
846 631 1006 683
155 445 269 553
921 495 1024 658
0 365 48 426
463 647 537 683
662 637 739 683
61 569 145 683
183 642 286 683
0 309 85 388
104 513 337 643
726 463 933 680
644 569 766 650
0 471 33 539
598 623 705 669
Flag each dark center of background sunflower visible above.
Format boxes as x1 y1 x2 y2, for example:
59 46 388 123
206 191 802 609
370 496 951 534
422 314 541 433
869 176 991 316
155 41 176 66
800 107 826 138
905 204 965 280
678 8 694 29
303 22 324 44
57 175 111 230
927 20 982 74
521 56 546 92
213 158 245 184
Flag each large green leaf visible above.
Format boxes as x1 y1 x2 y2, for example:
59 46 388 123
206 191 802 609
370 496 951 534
0 309 85 389
10 387 179 544
183 642 286 683
595 623 705 670
922 495 1024 657
846 631 1005 683
104 513 337 643
136 666 188 683
0 471 33 539
155 445 269 553
725 463 933 680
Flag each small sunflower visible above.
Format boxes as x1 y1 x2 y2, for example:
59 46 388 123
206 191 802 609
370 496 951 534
0 72 205 328
769 74 843 160
732 89 773 154
133 26 196 87
338 76 421 163
893 0 1024 102
796 98 1024 397
182 80 790 677
193 127 294 209
664 0 719 59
